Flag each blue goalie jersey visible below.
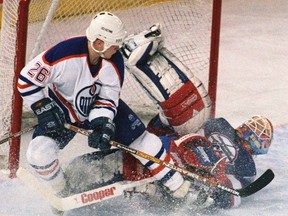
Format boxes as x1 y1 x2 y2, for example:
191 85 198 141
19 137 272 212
202 118 257 187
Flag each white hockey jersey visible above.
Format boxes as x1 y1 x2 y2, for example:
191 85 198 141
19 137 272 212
17 37 125 123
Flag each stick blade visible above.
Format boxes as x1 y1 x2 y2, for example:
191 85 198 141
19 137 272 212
238 169 275 197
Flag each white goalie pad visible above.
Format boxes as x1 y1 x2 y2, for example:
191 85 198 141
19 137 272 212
122 23 163 66
121 24 211 134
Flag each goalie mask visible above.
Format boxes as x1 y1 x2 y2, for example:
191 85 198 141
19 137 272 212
86 11 127 54
236 115 273 155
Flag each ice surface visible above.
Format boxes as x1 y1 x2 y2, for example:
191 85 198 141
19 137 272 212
0 0 287 215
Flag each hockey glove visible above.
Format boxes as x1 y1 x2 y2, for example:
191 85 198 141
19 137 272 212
31 98 65 135
88 117 115 151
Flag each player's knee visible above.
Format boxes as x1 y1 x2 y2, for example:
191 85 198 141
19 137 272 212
26 135 58 166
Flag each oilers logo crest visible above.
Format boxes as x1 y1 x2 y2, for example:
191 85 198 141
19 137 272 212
75 83 99 117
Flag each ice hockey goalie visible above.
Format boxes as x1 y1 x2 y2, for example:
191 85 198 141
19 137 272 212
121 24 211 135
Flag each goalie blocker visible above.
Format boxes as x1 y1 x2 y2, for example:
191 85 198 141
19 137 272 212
121 24 211 134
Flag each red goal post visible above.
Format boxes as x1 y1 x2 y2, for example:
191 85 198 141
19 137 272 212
0 0 221 177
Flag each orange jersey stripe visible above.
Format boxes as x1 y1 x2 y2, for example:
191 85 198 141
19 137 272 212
17 82 33 89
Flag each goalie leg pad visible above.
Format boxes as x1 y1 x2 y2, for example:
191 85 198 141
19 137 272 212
123 25 211 134
161 81 205 120
160 81 211 134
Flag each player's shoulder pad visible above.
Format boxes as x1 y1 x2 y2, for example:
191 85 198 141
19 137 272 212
43 36 88 65
204 118 234 132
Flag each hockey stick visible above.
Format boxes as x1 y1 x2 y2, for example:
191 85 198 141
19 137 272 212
64 123 275 197
111 141 274 197
0 124 38 145
17 166 155 211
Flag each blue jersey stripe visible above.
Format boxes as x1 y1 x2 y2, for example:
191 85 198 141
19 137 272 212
20 86 43 97
43 36 89 64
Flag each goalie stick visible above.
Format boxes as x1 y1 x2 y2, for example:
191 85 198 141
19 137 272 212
64 123 275 198
16 167 155 211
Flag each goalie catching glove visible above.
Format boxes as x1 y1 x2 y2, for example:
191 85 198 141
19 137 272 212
88 117 116 151
31 97 65 136
121 24 211 135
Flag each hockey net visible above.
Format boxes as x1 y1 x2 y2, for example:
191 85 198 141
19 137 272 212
0 0 221 176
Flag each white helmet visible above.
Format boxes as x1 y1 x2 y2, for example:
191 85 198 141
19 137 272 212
236 115 273 155
86 11 127 53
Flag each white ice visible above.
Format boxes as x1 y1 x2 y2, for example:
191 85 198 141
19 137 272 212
0 0 288 215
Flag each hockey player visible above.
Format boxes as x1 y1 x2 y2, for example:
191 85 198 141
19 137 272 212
63 115 273 211
120 25 273 209
17 11 191 209
146 115 274 209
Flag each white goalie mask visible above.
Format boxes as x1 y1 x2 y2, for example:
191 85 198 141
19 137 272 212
86 11 127 54
236 115 273 155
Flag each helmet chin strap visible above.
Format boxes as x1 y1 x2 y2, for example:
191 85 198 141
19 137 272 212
90 41 109 58
90 41 106 58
